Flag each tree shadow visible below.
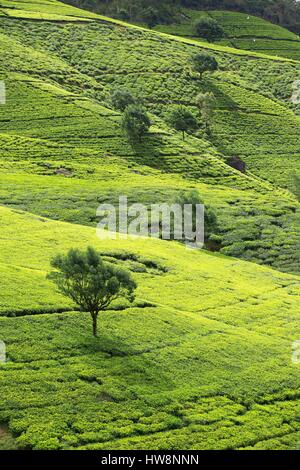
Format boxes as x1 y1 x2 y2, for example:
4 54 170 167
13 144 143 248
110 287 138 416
201 79 239 111
127 131 171 172
81 325 176 394
193 78 240 154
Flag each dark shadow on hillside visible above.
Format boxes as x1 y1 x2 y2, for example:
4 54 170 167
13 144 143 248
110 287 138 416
201 79 239 111
74 326 177 394
0 424 18 450
128 132 170 172
195 78 240 156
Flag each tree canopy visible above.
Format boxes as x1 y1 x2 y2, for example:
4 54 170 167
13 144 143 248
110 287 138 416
48 247 137 336
190 53 218 79
194 17 224 42
111 88 136 112
166 105 198 140
122 104 151 141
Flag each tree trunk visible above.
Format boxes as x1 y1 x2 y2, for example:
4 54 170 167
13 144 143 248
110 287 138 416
182 131 185 141
91 313 98 337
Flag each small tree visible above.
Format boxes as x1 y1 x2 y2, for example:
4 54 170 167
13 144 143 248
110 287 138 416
142 7 159 29
118 9 131 21
194 17 224 42
195 92 216 132
122 104 151 141
175 189 218 244
47 247 137 337
111 88 136 112
166 105 198 140
190 53 218 80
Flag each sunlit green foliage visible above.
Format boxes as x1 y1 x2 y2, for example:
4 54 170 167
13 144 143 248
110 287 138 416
0 205 299 449
0 0 300 451
0 12 299 273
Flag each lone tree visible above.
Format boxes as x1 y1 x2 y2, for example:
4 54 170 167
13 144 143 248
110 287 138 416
122 104 151 141
190 53 218 79
111 88 136 112
142 7 159 29
195 92 216 132
194 17 224 42
175 189 218 244
166 105 198 140
48 247 137 337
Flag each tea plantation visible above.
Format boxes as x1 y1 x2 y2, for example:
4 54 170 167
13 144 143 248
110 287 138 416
0 0 299 450
0 205 300 450
155 9 300 61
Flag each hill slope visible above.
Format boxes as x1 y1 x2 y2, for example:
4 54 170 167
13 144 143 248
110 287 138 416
154 9 300 61
0 0 299 451
0 205 300 450
0 0 299 274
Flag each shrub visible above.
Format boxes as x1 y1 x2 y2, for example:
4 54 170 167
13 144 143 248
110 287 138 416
166 105 198 140
111 88 136 112
190 53 218 79
118 9 130 21
122 105 151 142
292 172 300 200
194 17 224 42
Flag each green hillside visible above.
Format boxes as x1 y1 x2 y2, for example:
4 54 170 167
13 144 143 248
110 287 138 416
155 9 300 61
0 0 299 451
0 205 300 450
0 1 299 274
